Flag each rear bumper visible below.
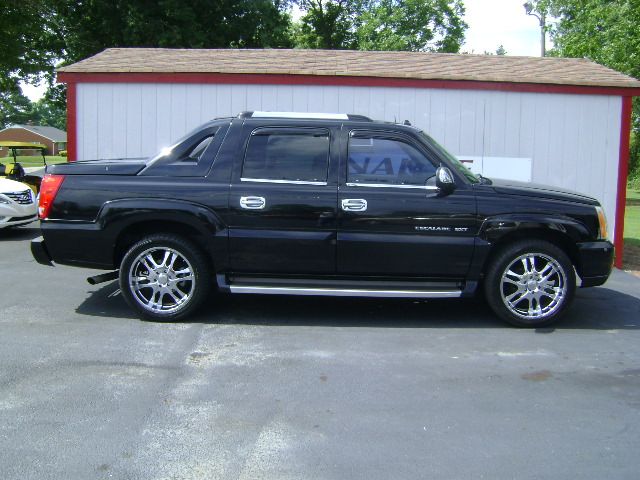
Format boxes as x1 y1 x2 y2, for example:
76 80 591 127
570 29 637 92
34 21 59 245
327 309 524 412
39 220 116 269
31 236 54 266
577 240 614 287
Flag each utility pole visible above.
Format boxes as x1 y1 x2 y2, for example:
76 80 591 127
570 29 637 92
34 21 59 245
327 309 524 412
524 1 546 57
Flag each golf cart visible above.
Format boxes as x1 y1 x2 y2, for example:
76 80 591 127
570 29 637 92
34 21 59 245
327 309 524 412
0 142 47 194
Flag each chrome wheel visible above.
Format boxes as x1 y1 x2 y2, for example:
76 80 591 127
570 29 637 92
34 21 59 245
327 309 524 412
128 246 195 314
499 252 567 321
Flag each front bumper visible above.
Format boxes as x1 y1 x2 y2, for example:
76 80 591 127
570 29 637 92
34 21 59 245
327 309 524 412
0 198 38 229
0 214 38 228
577 240 614 287
31 236 54 266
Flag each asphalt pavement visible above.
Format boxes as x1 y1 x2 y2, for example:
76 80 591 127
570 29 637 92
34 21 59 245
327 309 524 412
1 224 640 479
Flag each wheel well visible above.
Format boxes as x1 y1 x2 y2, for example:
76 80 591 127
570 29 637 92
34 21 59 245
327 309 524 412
483 229 581 277
114 220 210 267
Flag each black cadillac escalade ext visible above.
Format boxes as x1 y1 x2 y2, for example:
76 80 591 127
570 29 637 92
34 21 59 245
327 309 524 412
31 111 614 327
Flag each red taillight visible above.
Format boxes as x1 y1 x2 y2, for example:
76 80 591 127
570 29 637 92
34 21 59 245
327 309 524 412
38 174 65 219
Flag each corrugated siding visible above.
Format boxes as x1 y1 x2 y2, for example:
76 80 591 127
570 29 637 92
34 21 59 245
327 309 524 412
76 83 622 238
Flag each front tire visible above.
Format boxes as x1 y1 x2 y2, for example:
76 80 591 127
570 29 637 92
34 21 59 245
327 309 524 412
484 240 576 327
119 234 212 321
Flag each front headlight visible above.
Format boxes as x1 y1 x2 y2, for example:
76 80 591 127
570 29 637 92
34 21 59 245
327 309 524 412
595 206 608 240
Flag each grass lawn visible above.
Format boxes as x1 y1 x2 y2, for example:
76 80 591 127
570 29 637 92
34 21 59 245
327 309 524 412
1 155 68 168
624 186 640 272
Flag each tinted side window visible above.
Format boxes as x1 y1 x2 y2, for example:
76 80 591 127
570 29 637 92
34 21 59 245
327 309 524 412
348 135 436 186
242 130 330 183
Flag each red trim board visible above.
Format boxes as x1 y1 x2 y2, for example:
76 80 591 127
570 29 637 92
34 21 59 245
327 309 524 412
66 83 77 162
614 96 633 268
57 72 640 97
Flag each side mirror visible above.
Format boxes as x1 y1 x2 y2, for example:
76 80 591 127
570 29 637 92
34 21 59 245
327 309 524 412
436 166 455 194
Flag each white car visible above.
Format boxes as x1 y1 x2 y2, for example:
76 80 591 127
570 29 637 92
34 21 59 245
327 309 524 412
0 178 38 229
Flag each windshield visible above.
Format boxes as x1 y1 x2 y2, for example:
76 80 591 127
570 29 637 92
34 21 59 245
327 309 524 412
418 132 480 184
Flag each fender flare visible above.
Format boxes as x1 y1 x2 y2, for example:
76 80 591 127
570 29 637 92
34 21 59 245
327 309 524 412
96 198 227 264
478 213 591 244
467 213 592 281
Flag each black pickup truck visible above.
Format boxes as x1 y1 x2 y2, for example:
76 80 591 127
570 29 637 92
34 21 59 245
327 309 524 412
32 111 614 327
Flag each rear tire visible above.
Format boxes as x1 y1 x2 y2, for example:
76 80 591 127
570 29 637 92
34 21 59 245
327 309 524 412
119 234 212 321
484 239 575 327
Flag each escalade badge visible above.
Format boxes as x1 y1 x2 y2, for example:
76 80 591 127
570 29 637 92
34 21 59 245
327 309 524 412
415 226 469 232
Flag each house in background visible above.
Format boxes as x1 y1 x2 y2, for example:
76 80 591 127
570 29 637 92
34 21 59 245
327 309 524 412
0 125 67 157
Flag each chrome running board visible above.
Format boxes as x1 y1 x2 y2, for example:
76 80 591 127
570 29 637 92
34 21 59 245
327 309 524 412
228 285 462 298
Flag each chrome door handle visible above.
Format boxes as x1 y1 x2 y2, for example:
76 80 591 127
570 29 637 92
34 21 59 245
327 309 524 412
240 196 266 210
341 198 368 212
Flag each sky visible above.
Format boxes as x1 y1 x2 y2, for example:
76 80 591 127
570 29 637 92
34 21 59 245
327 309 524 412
461 0 550 56
21 0 548 102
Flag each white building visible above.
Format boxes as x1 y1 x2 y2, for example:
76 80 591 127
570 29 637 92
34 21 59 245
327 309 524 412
57 48 640 266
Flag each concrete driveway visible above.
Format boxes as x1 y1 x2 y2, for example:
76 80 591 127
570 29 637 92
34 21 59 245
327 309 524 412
1 225 639 479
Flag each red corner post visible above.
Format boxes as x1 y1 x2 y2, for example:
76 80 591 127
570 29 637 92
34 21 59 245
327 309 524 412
614 96 633 269
66 82 77 162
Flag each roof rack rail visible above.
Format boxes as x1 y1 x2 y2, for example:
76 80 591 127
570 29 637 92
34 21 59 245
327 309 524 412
238 111 372 121
347 114 373 122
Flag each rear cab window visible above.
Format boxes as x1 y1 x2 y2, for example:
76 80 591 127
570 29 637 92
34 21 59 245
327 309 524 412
241 127 330 184
142 124 225 177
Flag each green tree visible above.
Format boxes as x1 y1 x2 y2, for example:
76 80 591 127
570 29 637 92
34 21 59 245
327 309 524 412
1 85 66 131
549 1 639 79
356 0 466 52
0 0 64 112
31 88 67 131
2 1 294 132
630 133 640 187
292 0 467 52
0 0 62 86
292 0 362 49
480 45 508 56
54 0 293 64
0 87 34 129
548 0 640 181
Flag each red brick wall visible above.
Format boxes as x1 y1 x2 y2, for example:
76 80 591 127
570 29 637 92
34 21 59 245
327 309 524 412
0 128 55 157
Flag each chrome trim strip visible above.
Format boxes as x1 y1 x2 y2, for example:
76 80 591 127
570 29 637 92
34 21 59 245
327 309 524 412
39 218 93 223
240 178 327 186
345 182 439 190
251 111 349 120
229 285 462 298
